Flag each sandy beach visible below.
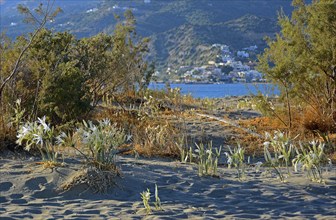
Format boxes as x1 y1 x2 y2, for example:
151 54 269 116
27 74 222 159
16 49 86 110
1 154 335 219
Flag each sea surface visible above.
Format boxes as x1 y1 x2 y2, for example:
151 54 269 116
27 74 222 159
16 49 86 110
149 83 279 98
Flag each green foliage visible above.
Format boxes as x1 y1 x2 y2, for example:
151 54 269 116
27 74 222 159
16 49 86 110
140 184 163 214
225 145 246 180
264 143 285 182
75 119 127 170
9 99 25 130
154 184 163 211
195 142 221 177
258 0 336 131
16 116 64 164
1 9 153 124
221 65 234 75
140 188 152 215
264 131 296 174
263 131 295 182
293 141 330 183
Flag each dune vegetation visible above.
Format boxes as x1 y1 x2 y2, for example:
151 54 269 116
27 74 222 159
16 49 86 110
0 0 335 218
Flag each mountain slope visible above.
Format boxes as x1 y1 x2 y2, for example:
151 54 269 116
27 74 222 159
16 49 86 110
0 0 294 70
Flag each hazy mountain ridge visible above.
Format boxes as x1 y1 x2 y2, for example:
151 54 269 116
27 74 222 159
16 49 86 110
0 0 294 70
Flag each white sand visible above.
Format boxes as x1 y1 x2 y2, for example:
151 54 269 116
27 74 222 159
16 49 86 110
0 156 335 219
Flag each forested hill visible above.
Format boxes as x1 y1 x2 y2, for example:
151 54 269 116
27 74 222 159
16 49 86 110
1 0 294 69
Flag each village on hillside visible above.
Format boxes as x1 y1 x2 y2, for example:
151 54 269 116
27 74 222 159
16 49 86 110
161 44 266 84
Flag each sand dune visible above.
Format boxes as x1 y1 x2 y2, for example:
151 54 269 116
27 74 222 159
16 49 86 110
0 156 335 219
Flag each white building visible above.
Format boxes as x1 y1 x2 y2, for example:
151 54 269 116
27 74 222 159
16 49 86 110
237 51 249 58
244 45 258 51
86 8 98 13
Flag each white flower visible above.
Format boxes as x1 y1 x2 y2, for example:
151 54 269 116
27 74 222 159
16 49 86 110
310 140 317 146
126 134 132 142
15 98 22 105
33 134 44 146
55 132 67 145
17 124 30 139
265 132 271 139
255 161 263 167
38 116 50 131
263 141 270 147
101 118 111 126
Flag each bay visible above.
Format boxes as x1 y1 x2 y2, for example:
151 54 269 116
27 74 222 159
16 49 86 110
149 83 279 98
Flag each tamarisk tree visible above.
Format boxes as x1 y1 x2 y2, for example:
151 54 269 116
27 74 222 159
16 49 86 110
258 0 336 131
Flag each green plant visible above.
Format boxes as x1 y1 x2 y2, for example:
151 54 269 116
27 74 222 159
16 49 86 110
154 184 163 211
10 99 25 130
201 98 216 111
264 131 296 174
292 141 329 183
140 188 152 215
16 116 63 166
264 142 285 182
225 145 246 180
237 98 253 110
178 144 188 163
195 142 221 177
258 0 336 131
75 119 127 170
177 140 193 164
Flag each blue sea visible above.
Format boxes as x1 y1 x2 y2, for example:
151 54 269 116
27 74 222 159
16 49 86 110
149 83 279 98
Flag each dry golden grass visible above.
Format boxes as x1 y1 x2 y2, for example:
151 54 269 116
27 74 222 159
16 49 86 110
238 109 336 158
92 102 183 158
303 106 336 133
86 93 336 160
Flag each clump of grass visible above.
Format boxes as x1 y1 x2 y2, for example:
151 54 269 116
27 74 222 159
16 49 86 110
293 141 330 183
195 142 221 177
201 98 216 111
178 139 193 164
133 120 181 157
225 145 246 180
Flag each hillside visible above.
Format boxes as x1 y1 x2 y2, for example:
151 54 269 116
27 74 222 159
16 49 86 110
0 0 294 70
